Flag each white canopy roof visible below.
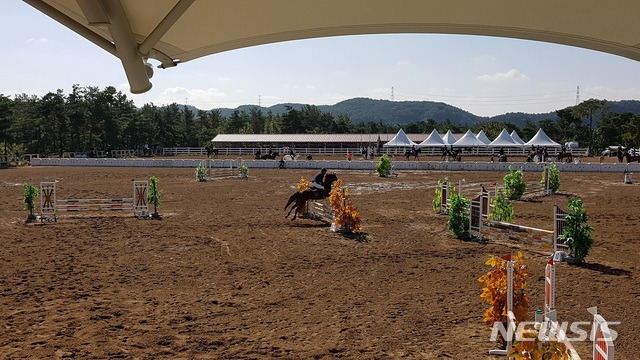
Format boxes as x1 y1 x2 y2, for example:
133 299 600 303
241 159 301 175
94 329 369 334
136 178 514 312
476 130 491 145
383 129 417 147
523 128 561 147
510 131 525 145
25 1 640 94
453 130 485 147
489 129 521 147
417 129 446 148
442 130 457 145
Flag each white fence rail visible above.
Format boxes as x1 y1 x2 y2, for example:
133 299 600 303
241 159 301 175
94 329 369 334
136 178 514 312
162 146 590 157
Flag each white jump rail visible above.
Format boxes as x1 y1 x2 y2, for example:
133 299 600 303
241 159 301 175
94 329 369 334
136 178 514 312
306 200 334 222
39 181 148 221
202 159 247 180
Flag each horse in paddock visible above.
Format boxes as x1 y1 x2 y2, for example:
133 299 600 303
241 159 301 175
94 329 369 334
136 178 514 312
284 173 339 220
404 148 421 160
441 148 461 162
255 151 280 160
555 151 573 163
623 151 640 163
206 147 218 158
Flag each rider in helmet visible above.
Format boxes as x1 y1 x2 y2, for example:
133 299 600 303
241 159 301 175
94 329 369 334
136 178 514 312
311 168 327 190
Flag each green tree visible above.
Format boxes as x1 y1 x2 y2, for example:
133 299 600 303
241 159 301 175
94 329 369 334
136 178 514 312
572 99 608 150
0 94 13 158
621 113 640 148
39 90 68 156
181 105 197 146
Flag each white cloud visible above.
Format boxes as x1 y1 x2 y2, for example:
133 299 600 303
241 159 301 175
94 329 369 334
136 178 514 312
397 60 410 67
476 69 529 83
26 37 52 44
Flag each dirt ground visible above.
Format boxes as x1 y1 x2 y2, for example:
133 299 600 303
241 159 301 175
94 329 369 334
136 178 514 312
0 166 637 359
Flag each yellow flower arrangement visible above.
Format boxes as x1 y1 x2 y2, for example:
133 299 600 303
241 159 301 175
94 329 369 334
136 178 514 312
329 179 362 232
297 177 311 191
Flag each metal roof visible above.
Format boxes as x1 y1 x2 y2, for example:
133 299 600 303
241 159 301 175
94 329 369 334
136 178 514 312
212 133 462 143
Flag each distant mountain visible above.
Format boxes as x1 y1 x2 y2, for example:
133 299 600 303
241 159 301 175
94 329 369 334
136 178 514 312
195 98 640 127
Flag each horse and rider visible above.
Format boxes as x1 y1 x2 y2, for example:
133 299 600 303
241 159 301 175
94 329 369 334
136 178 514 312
404 145 420 160
206 144 218 158
285 168 339 220
254 148 280 160
441 146 461 162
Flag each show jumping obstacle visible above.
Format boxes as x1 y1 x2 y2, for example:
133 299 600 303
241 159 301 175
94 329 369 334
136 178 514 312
440 168 552 214
490 257 615 360
200 158 247 180
305 200 334 222
468 191 567 253
39 181 148 221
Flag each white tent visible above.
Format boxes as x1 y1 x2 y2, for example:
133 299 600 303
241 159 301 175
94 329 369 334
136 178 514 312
442 130 457 145
489 129 521 147
417 129 446 148
453 130 485 147
510 131 525 145
523 128 561 147
476 130 491 145
383 129 417 147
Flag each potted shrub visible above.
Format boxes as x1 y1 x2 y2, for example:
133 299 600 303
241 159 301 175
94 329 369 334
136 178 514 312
376 154 392 177
24 183 38 222
448 193 469 237
195 162 208 181
504 166 526 200
148 176 162 220
559 197 594 263
543 164 561 194
489 190 514 222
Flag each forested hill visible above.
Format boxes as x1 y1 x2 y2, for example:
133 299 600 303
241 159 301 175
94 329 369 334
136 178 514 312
210 98 640 127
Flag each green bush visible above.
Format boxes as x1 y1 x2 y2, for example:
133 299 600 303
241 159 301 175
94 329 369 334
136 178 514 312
376 154 392 177
239 163 249 178
196 162 208 181
148 176 162 218
489 190 513 222
543 164 560 194
560 197 594 262
448 193 469 237
504 166 526 200
23 183 38 217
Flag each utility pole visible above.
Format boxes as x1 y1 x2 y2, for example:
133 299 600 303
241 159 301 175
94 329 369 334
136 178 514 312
258 95 262 107
391 86 395 101
575 86 580 105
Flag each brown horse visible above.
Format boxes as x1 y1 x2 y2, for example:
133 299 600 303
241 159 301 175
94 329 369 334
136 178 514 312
284 173 338 220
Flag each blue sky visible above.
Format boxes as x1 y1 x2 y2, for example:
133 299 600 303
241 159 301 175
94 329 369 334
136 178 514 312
3 2 640 117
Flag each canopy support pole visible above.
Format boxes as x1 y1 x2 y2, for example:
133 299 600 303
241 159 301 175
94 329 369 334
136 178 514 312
139 0 195 62
98 0 152 93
